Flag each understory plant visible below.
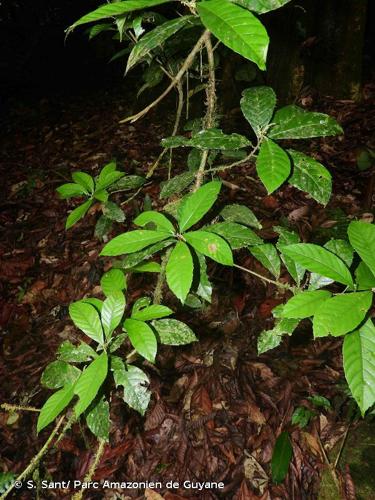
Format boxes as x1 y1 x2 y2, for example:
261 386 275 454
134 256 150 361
2 0 374 497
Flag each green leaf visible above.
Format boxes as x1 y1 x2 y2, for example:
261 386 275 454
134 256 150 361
178 181 221 232
220 204 261 229
86 396 110 440
66 199 93 229
116 239 174 267
275 226 305 286
93 189 109 202
71 171 94 193
88 23 114 39
206 221 262 249
132 296 152 316
166 241 194 302
308 395 331 409
41 361 81 390
288 150 332 205
348 221 375 276
308 239 353 290
132 304 173 321
240 86 276 135
82 298 103 312
281 243 354 287
257 317 299 354
129 261 161 273
69 301 104 345
101 291 126 339
313 291 372 338
102 201 125 222
126 16 195 72
74 353 108 417
256 138 291 193
291 407 314 428
355 262 375 290
185 230 233 266
124 319 157 363
96 171 125 192
57 341 98 363
268 105 343 140
134 211 175 233
111 356 151 415
69 0 172 29
57 183 87 199
37 384 75 433
0 472 16 494
271 431 292 484
249 243 280 277
95 215 113 240
197 0 269 70
343 318 375 415
101 269 127 296
231 0 292 14
98 161 117 183
109 333 127 353
281 291 332 319
152 319 197 345
108 175 145 192
101 230 172 256
196 253 212 302
160 172 195 199
189 128 251 150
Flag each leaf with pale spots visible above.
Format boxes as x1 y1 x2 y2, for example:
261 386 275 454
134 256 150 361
185 230 233 266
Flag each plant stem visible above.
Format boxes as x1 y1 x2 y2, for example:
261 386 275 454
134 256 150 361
233 263 294 291
0 416 65 499
54 410 77 446
72 439 106 500
120 30 210 124
194 33 216 191
1 403 40 413
153 248 172 305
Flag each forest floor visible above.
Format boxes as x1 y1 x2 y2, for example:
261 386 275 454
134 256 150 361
0 83 374 500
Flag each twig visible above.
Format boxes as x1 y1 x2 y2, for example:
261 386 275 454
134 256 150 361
168 80 185 179
233 263 294 291
153 248 172 305
205 140 260 175
72 439 106 500
120 186 144 206
317 432 341 492
334 423 351 468
54 410 77 446
120 30 210 124
1 403 40 413
194 34 216 191
0 416 65 499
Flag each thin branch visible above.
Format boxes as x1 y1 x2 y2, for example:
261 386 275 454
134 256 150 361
153 248 172 305
72 439 106 500
0 416 65 499
234 263 295 291
120 30 210 124
1 403 40 413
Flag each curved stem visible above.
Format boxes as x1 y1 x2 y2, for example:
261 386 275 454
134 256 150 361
153 248 172 305
234 263 295 292
72 439 106 500
1 403 40 413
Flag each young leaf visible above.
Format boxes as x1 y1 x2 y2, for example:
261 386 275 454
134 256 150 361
69 301 104 345
240 86 276 135
57 183 87 199
57 341 98 363
102 201 125 222
281 291 332 319
71 171 94 193
111 356 151 415
131 304 173 321
86 396 110 440
197 0 269 70
271 431 293 484
185 230 233 266
101 291 126 339
101 230 172 256
152 319 197 345
96 171 124 192
37 383 75 433
206 221 262 249
124 319 157 363
129 261 161 273
291 407 314 428
268 105 343 140
108 175 145 192
348 221 375 276
220 204 261 229
249 243 280 277
178 181 222 232
93 189 109 202
288 150 332 205
101 269 127 296
343 318 375 415
313 291 372 338
41 361 81 390
69 0 173 29
256 138 291 193
231 0 292 14
98 161 117 183
82 298 103 312
189 129 251 150
166 241 194 302
74 353 108 417
132 296 152 316
66 199 93 229
126 16 195 72
281 243 354 287
133 211 175 233
160 172 195 199
355 262 375 290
